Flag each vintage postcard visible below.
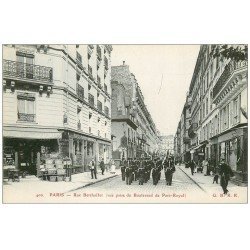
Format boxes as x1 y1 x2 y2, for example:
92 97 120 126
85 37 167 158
2 44 248 203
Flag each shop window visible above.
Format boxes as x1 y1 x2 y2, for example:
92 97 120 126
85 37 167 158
17 93 35 122
87 141 94 156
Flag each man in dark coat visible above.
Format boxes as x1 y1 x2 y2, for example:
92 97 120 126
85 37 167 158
138 164 145 185
120 159 126 181
125 161 132 185
164 158 176 185
219 158 234 194
100 158 105 175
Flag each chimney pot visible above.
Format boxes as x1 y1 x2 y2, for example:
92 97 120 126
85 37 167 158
123 61 125 65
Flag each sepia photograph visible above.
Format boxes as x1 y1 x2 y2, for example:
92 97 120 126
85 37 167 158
2 44 248 203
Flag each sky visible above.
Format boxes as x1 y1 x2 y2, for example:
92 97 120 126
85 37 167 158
111 45 200 136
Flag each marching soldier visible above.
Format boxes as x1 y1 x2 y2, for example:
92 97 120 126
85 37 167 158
152 160 158 185
165 157 176 185
125 161 132 185
120 159 126 181
138 163 145 185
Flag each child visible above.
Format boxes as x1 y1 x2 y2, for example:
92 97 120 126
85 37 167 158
213 166 219 184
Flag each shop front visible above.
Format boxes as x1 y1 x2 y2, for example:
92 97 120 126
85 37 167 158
3 126 62 175
217 126 247 185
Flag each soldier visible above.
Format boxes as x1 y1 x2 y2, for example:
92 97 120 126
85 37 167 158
125 161 132 185
120 159 126 181
165 157 176 186
152 160 158 185
156 159 162 183
138 163 145 185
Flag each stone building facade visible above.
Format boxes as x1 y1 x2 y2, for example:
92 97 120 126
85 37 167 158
3 44 112 174
111 63 160 161
174 45 247 184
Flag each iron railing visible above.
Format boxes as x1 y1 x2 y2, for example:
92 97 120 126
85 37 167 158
3 60 53 83
18 113 35 122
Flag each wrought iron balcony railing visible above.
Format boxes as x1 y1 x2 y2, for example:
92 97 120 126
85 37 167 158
18 113 36 122
3 60 53 83
213 60 247 98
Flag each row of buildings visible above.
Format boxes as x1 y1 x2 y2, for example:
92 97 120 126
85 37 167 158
174 45 248 185
2 44 163 175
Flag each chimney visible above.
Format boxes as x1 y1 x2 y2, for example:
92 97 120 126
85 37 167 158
123 61 125 65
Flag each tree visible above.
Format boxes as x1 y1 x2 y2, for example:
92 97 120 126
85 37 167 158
210 45 248 62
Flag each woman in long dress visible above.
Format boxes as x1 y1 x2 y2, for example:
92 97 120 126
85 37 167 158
110 159 116 174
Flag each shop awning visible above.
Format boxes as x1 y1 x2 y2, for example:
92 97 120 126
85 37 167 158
3 126 62 140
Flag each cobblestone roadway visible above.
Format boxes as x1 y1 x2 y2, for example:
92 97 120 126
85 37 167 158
77 166 204 194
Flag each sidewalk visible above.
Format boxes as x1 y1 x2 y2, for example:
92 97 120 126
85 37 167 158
178 164 247 197
3 169 121 203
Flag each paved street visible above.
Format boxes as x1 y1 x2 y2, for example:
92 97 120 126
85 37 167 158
66 166 207 203
79 166 202 193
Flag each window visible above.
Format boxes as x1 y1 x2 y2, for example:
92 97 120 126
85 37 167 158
77 106 82 130
16 52 34 79
222 105 229 130
216 56 219 69
76 83 84 102
203 102 205 119
206 72 209 88
87 141 94 156
17 93 35 122
97 100 103 112
104 106 109 116
76 52 82 63
210 63 213 81
88 93 94 108
210 91 213 110
233 96 239 125
206 97 208 115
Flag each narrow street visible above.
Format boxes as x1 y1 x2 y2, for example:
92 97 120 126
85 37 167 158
73 166 204 194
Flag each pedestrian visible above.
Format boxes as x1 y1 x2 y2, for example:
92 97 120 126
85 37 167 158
100 158 105 175
89 158 97 179
213 165 219 184
110 158 116 174
152 161 158 185
190 160 195 175
219 158 234 194
120 159 126 181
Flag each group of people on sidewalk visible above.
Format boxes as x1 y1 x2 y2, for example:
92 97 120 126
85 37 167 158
88 158 117 180
185 158 234 194
119 156 176 186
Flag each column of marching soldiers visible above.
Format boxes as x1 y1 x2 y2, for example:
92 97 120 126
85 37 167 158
120 156 176 186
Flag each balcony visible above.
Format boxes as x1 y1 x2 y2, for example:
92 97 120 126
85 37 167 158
213 60 247 99
18 113 35 122
3 60 53 83
188 123 198 138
